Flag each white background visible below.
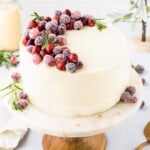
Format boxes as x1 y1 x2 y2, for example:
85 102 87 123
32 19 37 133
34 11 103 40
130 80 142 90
2 0 150 149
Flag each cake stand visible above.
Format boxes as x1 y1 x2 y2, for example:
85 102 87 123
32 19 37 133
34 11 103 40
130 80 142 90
11 69 143 150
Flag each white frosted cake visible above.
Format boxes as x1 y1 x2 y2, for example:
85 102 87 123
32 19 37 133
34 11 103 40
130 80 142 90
20 10 131 117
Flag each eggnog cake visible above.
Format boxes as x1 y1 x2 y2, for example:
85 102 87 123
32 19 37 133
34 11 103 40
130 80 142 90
20 10 131 117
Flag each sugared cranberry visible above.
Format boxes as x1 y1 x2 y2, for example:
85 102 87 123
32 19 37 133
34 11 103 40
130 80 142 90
71 10 81 19
125 86 136 96
55 10 62 16
120 91 132 103
66 22 74 30
18 92 28 99
32 53 42 65
29 28 40 39
45 16 51 22
87 18 95 26
46 44 54 53
53 46 62 55
135 65 145 74
63 9 71 16
131 97 138 103
45 20 58 33
55 54 66 63
28 21 38 28
48 33 56 42
60 14 70 24
11 72 21 82
74 21 83 30
57 25 66 35
17 99 28 109
76 61 83 69
63 49 71 58
34 36 44 46
65 62 76 73
10 55 18 65
38 21 46 31
56 62 65 70
22 36 29 46
32 46 41 54
44 55 55 66
69 53 78 62
142 78 146 85
55 35 67 46
26 45 34 53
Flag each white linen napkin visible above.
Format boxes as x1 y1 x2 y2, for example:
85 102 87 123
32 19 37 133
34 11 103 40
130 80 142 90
0 102 28 150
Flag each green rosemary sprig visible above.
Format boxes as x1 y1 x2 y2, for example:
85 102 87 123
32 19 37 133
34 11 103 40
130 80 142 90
0 50 19 68
95 19 107 31
0 81 23 111
31 12 44 21
42 32 50 50
41 32 58 50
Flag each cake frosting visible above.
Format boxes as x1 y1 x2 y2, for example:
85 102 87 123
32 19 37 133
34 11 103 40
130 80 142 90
20 23 131 117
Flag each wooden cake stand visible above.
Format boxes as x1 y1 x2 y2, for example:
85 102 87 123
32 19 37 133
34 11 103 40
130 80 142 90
11 70 143 150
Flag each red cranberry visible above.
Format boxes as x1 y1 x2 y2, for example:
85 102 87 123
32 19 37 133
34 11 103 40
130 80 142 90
32 53 42 65
69 53 78 62
63 9 71 16
11 72 21 82
80 17 88 25
32 46 41 54
66 22 74 30
45 44 54 53
56 62 65 70
22 36 29 46
87 18 95 26
53 15 60 22
45 16 51 22
28 21 38 28
10 55 18 65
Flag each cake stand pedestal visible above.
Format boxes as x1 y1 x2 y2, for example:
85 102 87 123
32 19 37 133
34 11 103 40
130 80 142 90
42 134 106 150
10 70 143 150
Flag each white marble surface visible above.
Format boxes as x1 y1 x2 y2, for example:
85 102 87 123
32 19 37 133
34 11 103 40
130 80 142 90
0 0 150 150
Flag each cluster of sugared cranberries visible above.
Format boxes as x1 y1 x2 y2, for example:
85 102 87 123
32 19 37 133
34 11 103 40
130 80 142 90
120 86 138 103
17 92 28 109
22 9 96 73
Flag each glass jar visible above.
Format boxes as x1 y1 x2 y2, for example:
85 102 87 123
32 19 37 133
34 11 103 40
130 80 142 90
0 0 21 51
